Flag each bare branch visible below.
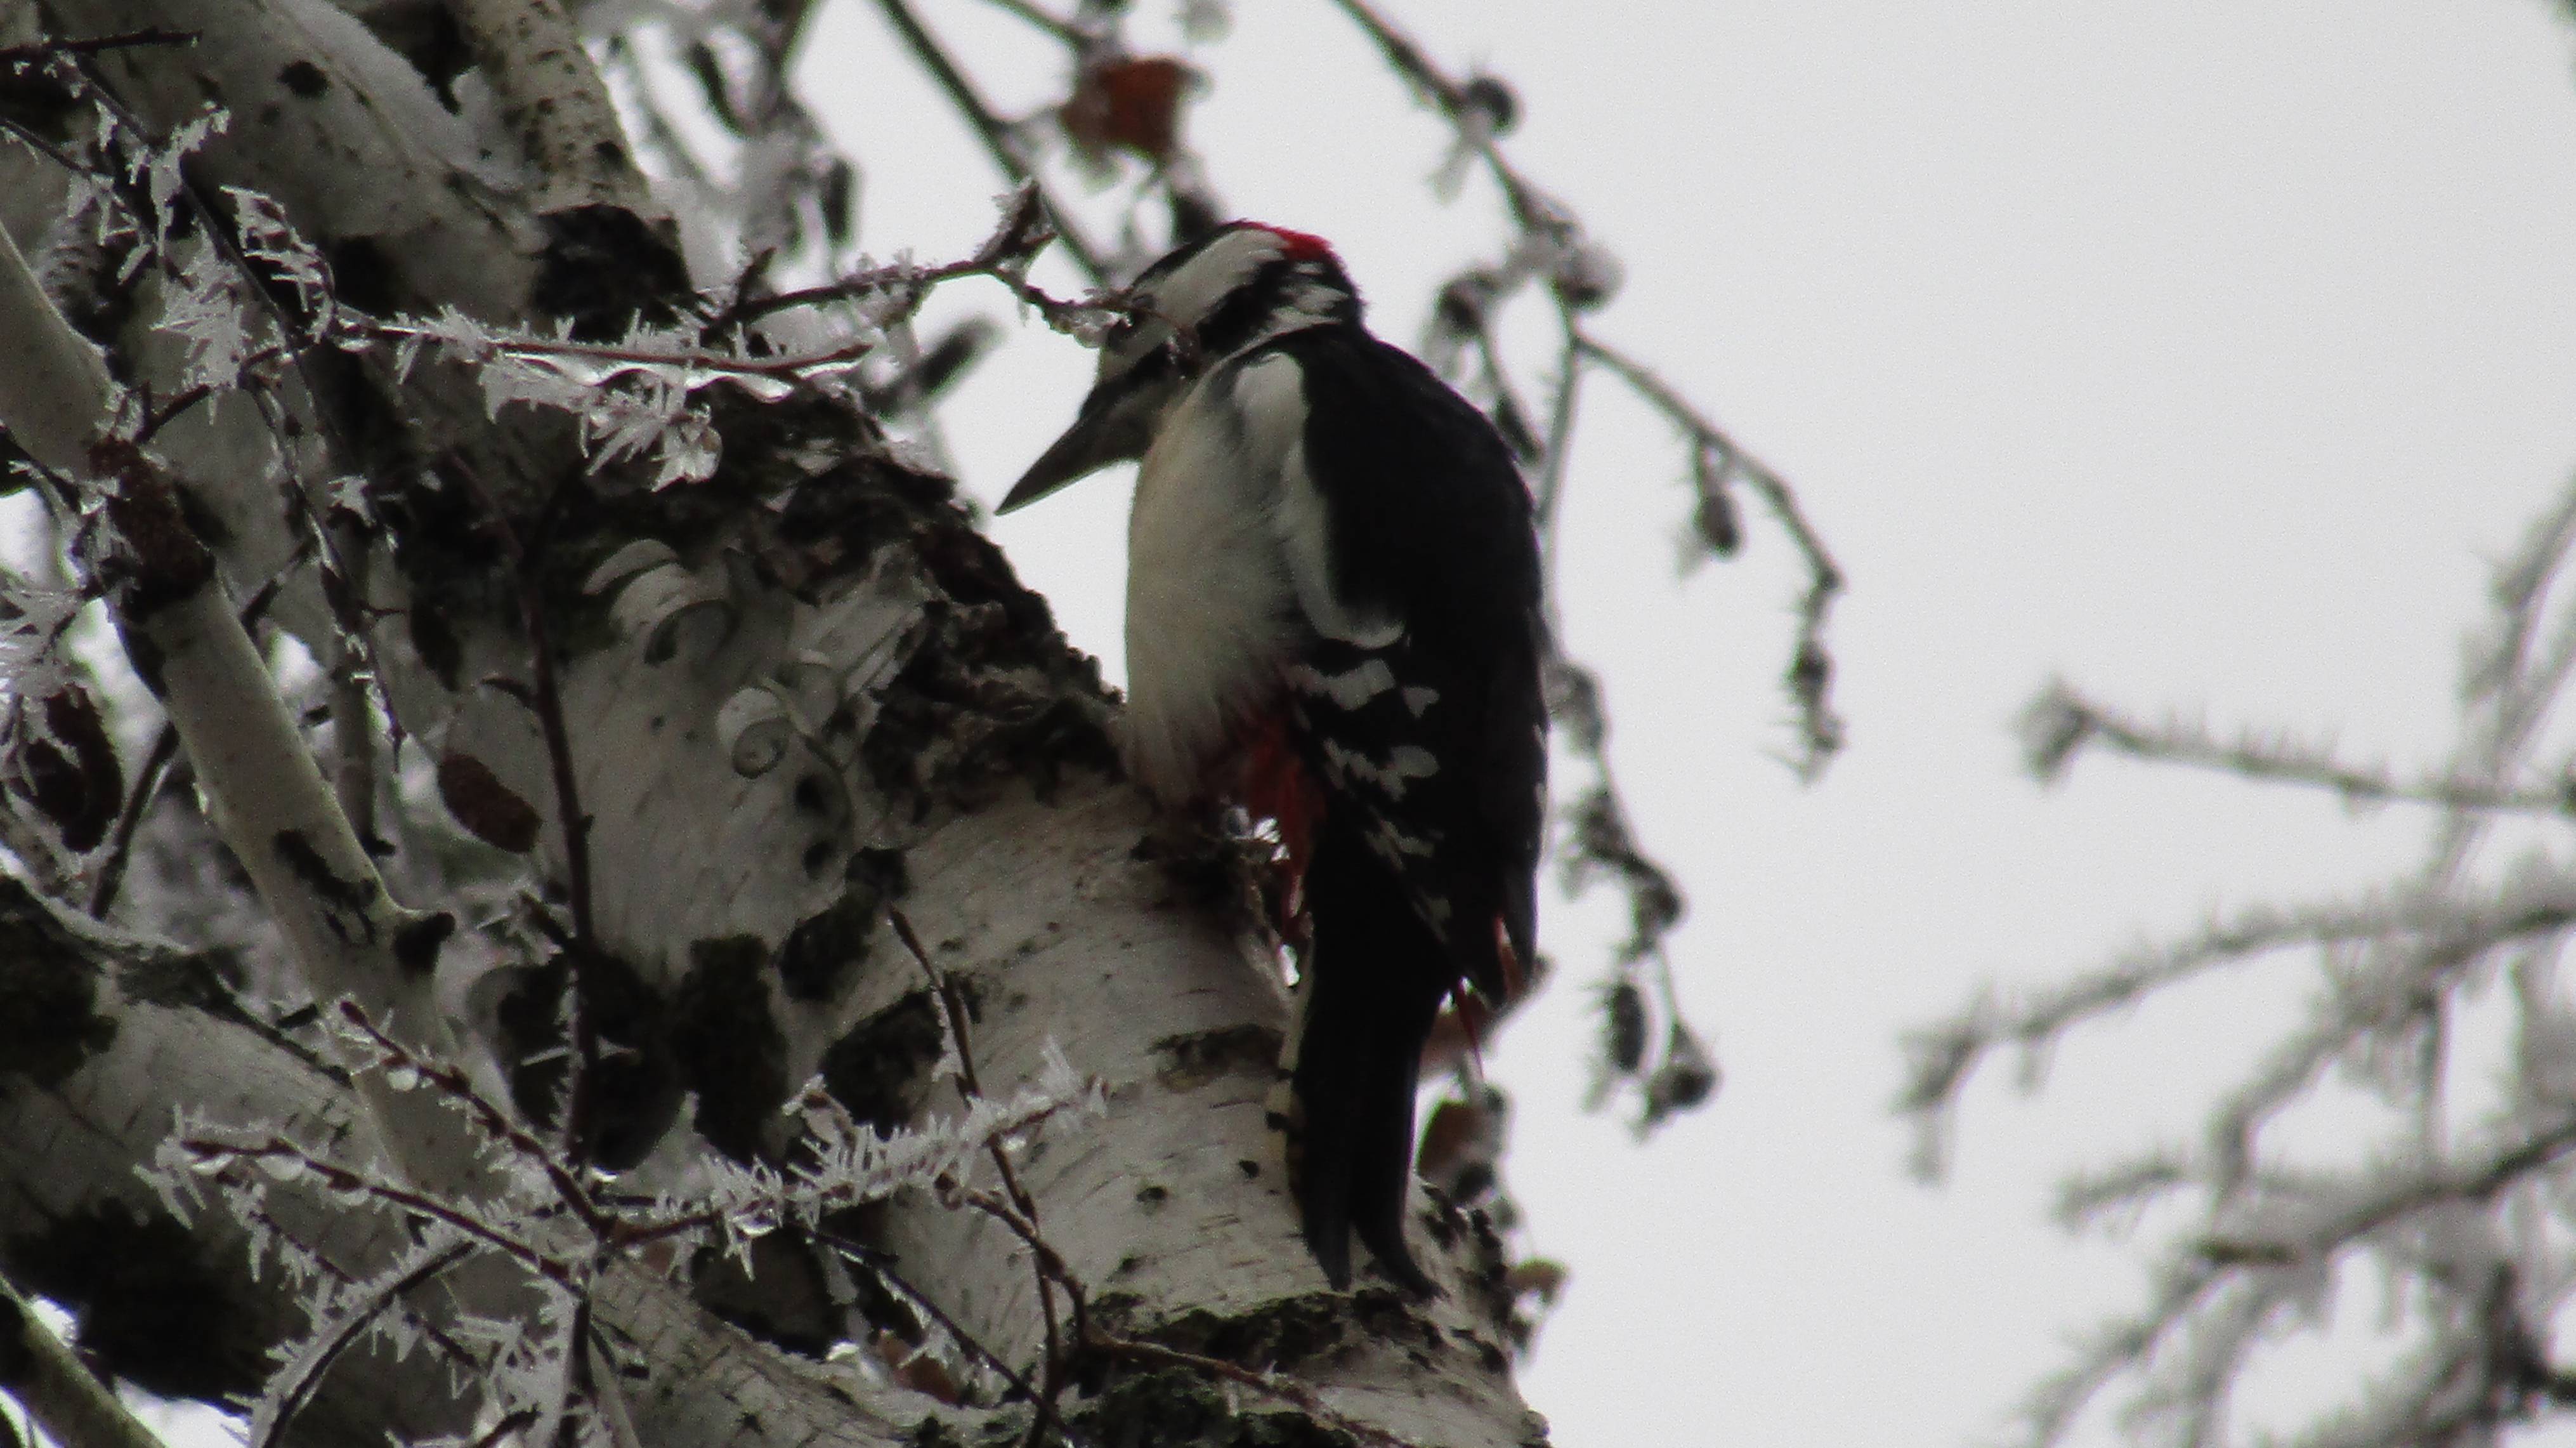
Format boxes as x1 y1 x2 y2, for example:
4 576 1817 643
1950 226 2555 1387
2022 678 2576 816
447 0 656 215
869 0 1105 282
0 1268 169 1448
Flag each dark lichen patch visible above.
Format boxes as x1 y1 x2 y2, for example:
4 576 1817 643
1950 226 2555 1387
765 453 1117 820
435 751 540 853
1458 1204 1542 1353
1457 1328 1508 1376
1087 1295 1354 1381
3 1201 262 1400
402 574 465 688
839 1243 928 1345
671 935 789 1161
349 3 472 108
903 1416 971 1448
1071 1368 1349 1448
776 848 908 1003
321 235 399 315
777 897 871 1003
0 1286 34 1383
531 204 688 341
1151 1025 1281 1093
270 829 380 915
818 991 943 1134
801 838 837 877
0 878 118 1089
1128 820 1261 915
10 687 120 853
276 60 328 97
392 911 456 975
689 1230 837 1355
93 449 215 620
112 947 232 1010
495 945 679 1170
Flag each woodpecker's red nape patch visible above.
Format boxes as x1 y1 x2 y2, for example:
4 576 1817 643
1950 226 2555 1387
1250 223 1335 261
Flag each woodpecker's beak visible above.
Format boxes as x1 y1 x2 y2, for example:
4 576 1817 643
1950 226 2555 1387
998 370 1174 513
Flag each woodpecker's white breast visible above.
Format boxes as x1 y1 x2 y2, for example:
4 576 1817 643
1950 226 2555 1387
1120 352 1302 801
1121 345 1409 802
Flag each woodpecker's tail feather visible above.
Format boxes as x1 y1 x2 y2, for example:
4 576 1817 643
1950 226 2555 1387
1288 820 1452 1294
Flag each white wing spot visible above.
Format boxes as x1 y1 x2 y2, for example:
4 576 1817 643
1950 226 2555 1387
1365 818 1437 863
1321 739 1440 801
1289 659 1397 709
1401 686 1439 718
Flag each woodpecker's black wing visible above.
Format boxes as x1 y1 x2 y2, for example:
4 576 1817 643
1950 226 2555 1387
1257 324 1546 1291
1268 324 1546 992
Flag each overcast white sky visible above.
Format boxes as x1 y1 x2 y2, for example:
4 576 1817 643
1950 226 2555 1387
807 2 2576 1444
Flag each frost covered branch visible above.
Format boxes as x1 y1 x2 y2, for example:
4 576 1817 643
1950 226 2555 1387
1915 470 2576 1447
449 0 654 215
867 0 1106 282
2022 678 2576 815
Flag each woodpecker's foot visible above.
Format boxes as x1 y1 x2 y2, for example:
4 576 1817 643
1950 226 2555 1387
1130 805 1272 930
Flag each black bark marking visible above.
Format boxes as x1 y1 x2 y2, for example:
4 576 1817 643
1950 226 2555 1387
392 911 455 975
276 60 327 97
817 991 942 1135
270 829 379 918
496 947 677 1170
0 879 118 1088
670 935 787 1162
1151 1024 1281 1093
531 205 688 341
3 1202 261 1400
776 846 907 1003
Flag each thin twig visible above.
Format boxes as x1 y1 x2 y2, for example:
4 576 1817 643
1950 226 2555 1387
974 0 1086 45
1325 0 1555 232
718 183 1102 338
86 721 174 919
2035 683 2576 817
443 461 602 1163
0 29 197 67
1086 1331 1409 1448
87 566 283 918
887 907 1070 1423
361 315 875 381
870 0 1106 283
814 1228 1074 1437
254 1237 480 1448
1531 321 1582 570
181 1135 580 1284
1574 333 1846 771
331 1001 611 1235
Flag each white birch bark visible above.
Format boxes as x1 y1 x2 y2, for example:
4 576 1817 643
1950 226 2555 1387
0 3 1553 1444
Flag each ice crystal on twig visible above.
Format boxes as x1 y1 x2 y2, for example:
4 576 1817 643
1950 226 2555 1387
1912 470 2576 1446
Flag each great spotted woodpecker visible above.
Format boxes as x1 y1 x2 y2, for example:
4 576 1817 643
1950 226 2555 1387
1001 222 1546 1292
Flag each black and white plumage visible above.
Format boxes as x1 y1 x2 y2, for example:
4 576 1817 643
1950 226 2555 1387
1002 223 1546 1292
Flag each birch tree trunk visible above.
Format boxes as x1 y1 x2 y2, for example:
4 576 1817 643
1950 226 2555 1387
0 2 1548 1445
